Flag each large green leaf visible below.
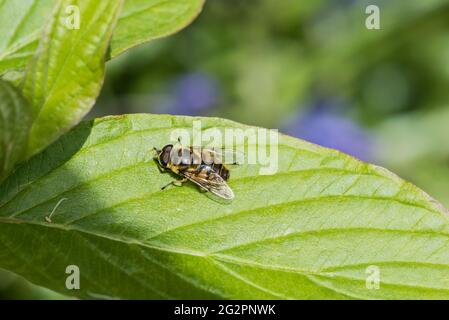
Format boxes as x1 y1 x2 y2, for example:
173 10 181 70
21 0 123 157
0 80 32 182
0 0 205 75
0 114 448 299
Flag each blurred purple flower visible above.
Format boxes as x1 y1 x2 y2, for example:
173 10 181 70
284 100 374 161
164 72 220 116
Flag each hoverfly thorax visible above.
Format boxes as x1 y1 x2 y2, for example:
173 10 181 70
170 146 202 166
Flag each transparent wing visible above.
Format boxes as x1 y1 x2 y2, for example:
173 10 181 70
181 165 234 200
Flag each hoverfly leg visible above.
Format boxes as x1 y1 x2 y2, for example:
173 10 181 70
161 181 173 190
161 178 187 190
172 178 187 187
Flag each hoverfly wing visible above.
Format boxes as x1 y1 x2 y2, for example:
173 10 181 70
181 165 235 200
208 179 234 200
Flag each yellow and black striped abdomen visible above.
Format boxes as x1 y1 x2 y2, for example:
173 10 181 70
211 163 230 181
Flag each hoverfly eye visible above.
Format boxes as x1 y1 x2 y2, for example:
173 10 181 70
162 144 173 153
159 144 173 166
161 151 170 166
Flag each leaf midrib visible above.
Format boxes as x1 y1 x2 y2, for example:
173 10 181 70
3 164 440 222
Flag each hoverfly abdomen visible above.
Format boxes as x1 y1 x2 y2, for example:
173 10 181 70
219 165 230 181
210 163 229 181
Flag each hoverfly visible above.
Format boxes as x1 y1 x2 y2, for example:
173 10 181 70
154 140 241 200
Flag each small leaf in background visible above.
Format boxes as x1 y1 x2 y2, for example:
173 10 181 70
21 0 124 157
0 114 448 299
372 108 449 209
0 80 32 182
110 0 205 58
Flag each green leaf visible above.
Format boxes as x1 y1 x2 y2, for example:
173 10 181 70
0 0 205 75
0 80 32 182
0 0 54 75
0 114 448 299
110 0 205 58
21 0 123 157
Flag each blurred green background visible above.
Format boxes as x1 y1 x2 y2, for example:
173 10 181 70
3 0 449 299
